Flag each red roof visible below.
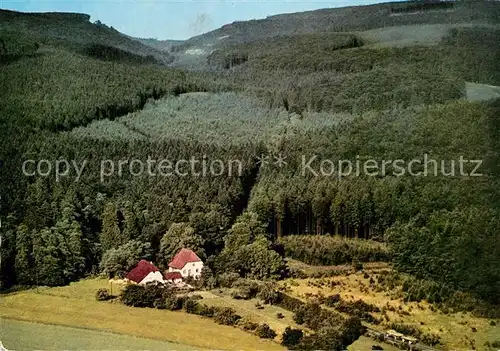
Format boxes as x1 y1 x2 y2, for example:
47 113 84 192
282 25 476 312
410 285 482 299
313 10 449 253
164 271 183 281
168 248 201 269
126 259 159 283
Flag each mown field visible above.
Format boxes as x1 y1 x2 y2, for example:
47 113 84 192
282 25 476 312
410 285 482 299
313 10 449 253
0 319 196 351
0 279 284 351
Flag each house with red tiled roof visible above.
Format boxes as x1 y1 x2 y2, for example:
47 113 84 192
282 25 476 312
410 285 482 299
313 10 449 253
167 248 203 279
164 271 183 284
125 259 165 285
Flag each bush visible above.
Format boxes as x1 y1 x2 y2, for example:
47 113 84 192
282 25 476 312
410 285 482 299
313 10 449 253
165 295 185 310
240 319 259 331
352 260 363 272
276 292 304 312
255 324 277 339
257 282 280 304
95 288 111 301
196 304 217 317
231 279 260 299
421 333 441 346
340 317 366 346
298 328 343 351
281 327 304 348
213 307 241 326
153 298 166 309
276 312 284 319
99 240 151 278
293 309 305 325
324 294 341 307
183 298 199 314
121 284 150 307
491 341 500 348
336 298 380 322
121 283 172 308
217 272 241 288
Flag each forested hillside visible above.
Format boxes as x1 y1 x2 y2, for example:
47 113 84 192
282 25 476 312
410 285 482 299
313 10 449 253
0 10 173 63
1 0 500 314
169 0 500 69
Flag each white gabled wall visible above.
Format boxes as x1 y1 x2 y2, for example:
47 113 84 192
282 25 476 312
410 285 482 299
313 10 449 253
139 271 165 285
168 261 204 279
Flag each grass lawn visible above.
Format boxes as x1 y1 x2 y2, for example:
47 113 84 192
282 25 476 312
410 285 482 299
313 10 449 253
197 289 307 338
281 271 500 351
0 278 284 351
0 319 196 351
348 335 401 351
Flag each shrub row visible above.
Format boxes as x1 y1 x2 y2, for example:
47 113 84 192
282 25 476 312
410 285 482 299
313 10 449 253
117 283 280 340
317 294 380 323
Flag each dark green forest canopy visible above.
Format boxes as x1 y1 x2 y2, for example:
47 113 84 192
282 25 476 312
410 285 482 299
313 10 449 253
1 4 500 305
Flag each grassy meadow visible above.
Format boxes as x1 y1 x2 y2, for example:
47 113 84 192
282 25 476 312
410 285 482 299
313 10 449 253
348 336 400 351
0 279 284 351
0 319 197 351
196 289 306 338
280 268 500 351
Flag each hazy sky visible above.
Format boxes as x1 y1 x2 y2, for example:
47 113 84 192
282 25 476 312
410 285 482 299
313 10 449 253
2 0 386 40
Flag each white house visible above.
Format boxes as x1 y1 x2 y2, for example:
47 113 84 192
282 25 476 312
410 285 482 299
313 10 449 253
168 248 203 279
139 271 165 285
125 259 165 285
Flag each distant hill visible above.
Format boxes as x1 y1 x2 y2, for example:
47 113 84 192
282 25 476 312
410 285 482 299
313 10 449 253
0 9 173 64
169 0 500 69
182 1 500 47
133 37 184 53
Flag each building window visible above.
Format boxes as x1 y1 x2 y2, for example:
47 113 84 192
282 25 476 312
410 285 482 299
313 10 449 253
188 269 191 275
195 269 198 273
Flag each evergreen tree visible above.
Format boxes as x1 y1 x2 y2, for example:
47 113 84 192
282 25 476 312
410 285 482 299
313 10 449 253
14 224 32 285
121 200 139 242
100 240 151 278
159 222 205 266
100 202 122 252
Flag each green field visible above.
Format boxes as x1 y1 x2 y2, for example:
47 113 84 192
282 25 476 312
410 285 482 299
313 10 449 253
0 319 196 351
0 279 284 351
348 336 400 351
197 289 305 337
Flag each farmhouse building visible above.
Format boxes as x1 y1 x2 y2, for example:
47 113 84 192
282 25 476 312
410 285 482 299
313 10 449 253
125 259 165 285
164 271 183 284
167 248 203 279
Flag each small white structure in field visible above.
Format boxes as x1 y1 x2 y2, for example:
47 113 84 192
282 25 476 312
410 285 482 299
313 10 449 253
125 259 165 285
0 341 8 351
167 248 203 279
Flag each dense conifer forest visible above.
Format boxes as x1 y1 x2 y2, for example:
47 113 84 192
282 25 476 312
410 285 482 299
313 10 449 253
1 0 500 310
